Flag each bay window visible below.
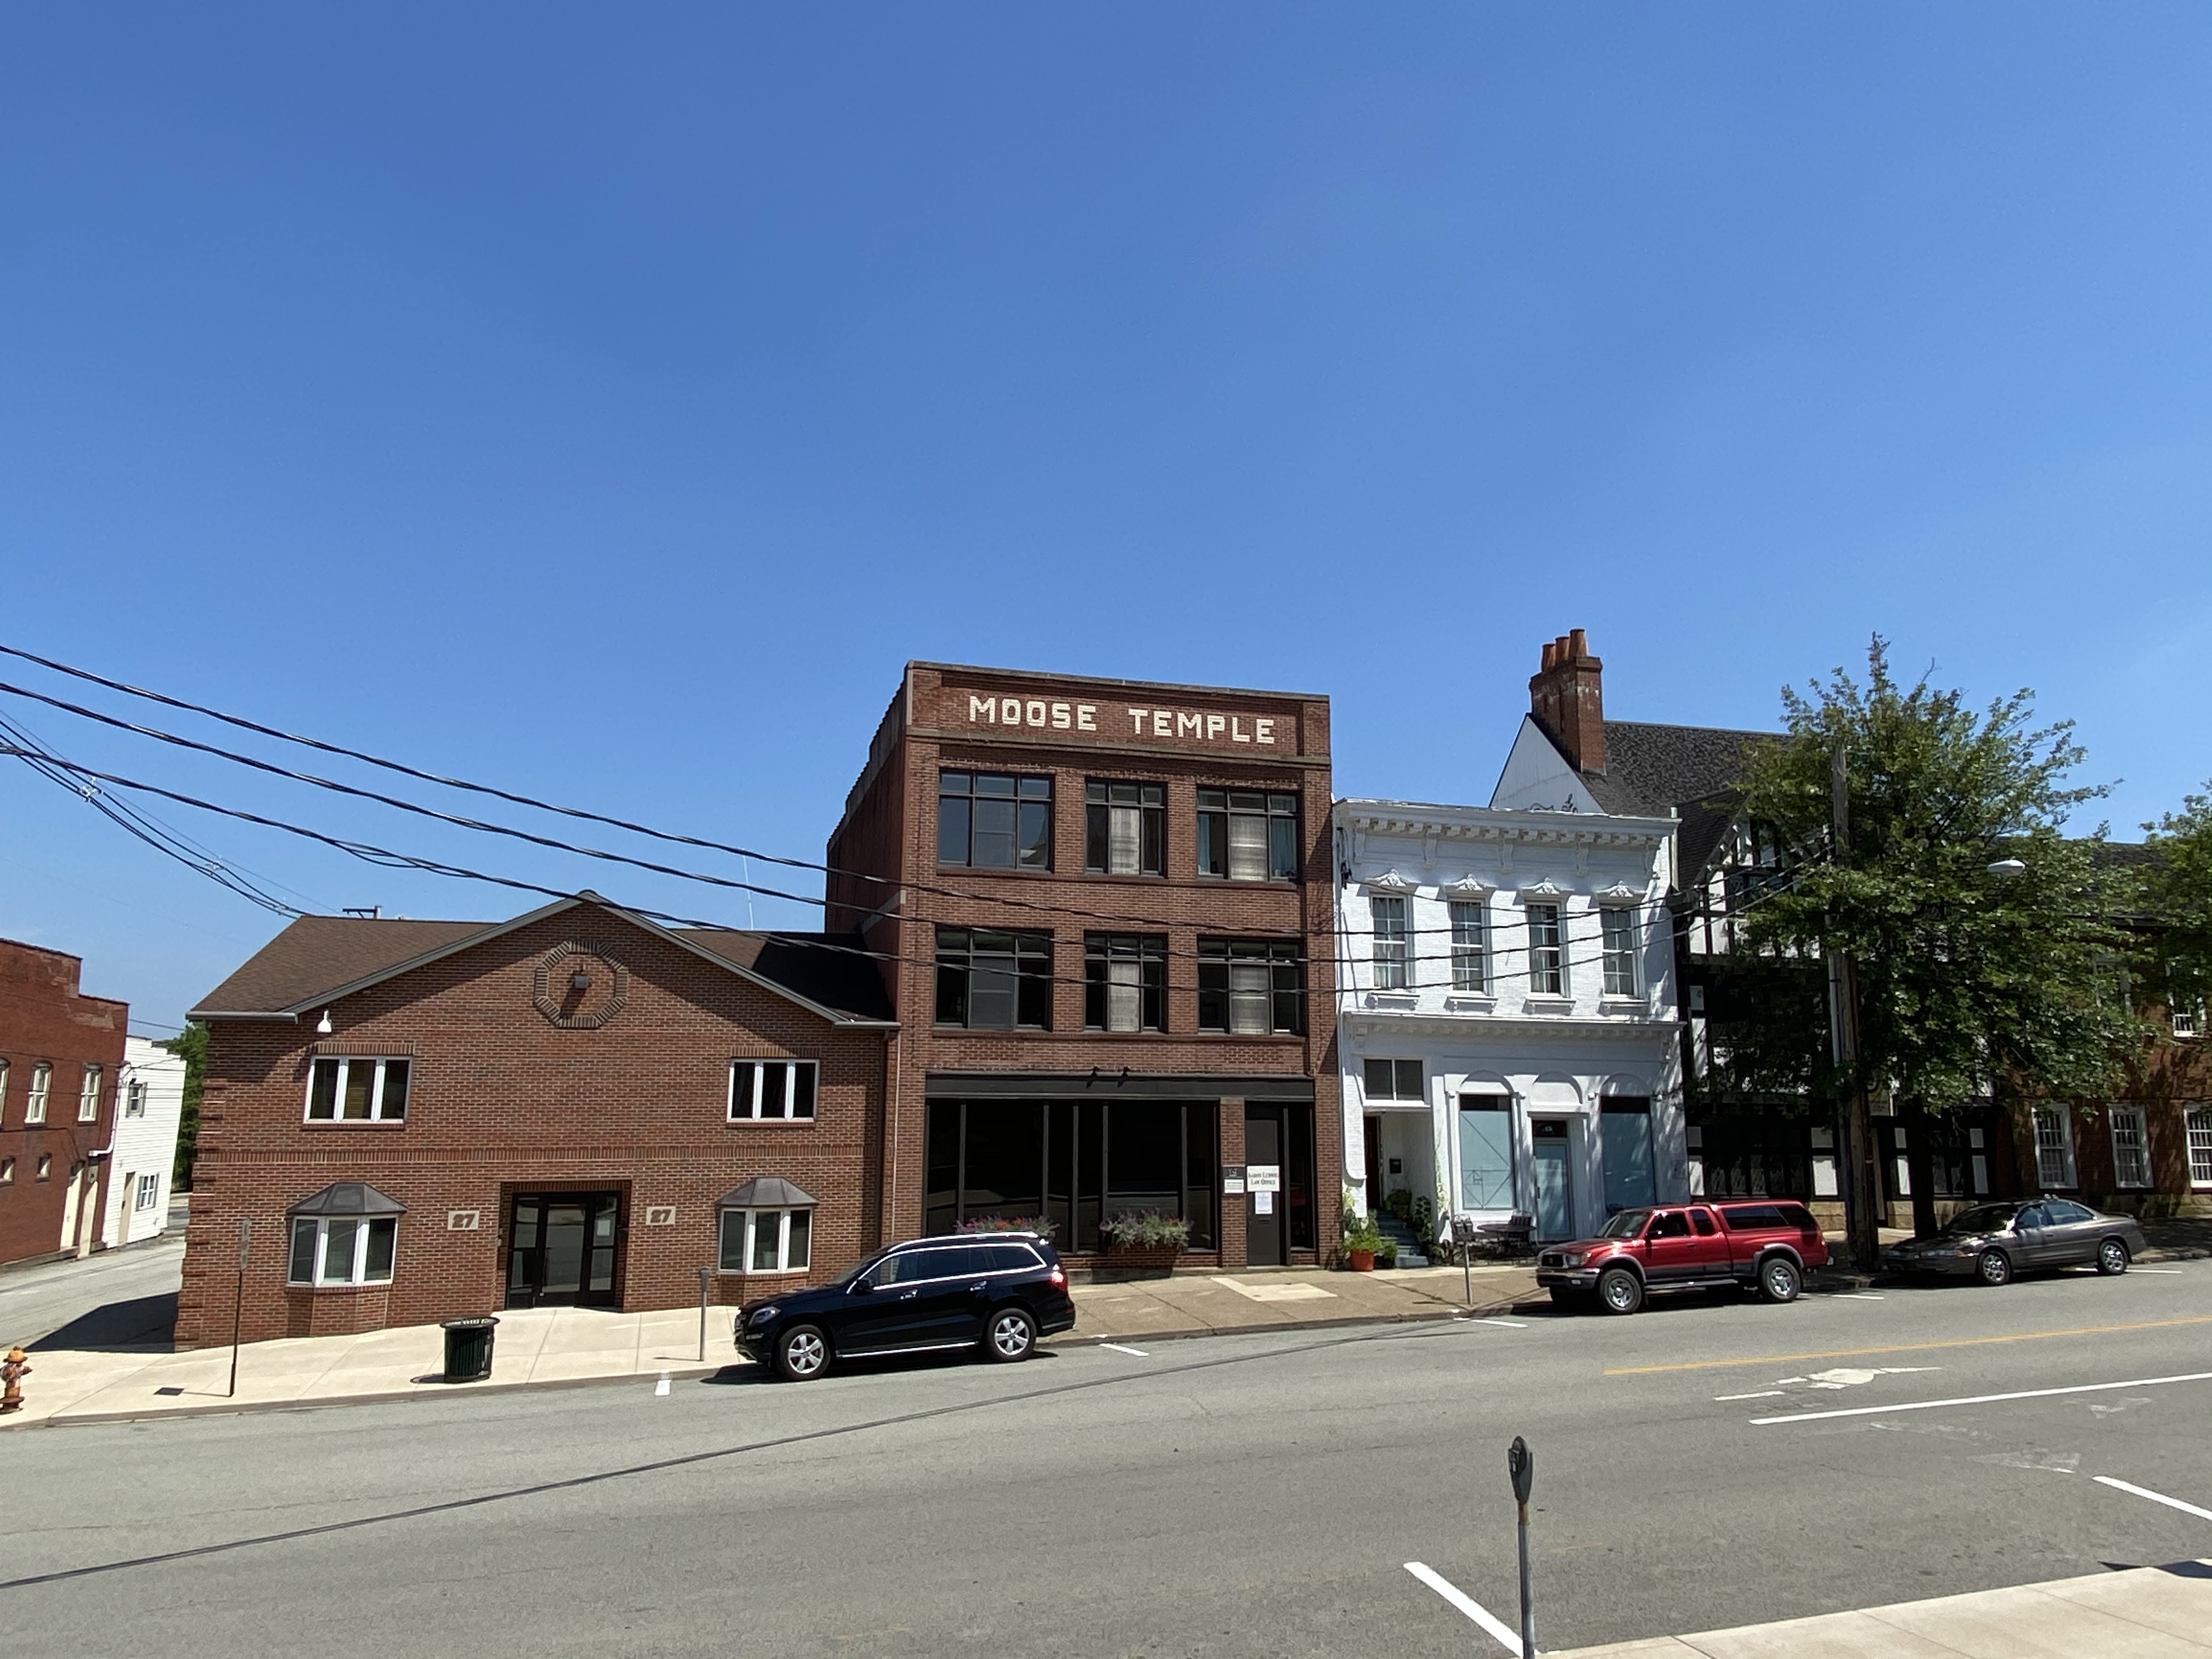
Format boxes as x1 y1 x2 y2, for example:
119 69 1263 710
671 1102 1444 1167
719 1206 812 1273
288 1215 398 1286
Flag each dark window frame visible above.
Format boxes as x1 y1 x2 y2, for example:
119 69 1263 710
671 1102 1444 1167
937 770 1053 871
1084 780 1166 876
1195 788 1301 882
1084 934 1168 1032
1197 938 1305 1035
935 927 1054 1030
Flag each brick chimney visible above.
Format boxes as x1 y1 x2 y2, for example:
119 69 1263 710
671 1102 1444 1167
1528 627 1605 775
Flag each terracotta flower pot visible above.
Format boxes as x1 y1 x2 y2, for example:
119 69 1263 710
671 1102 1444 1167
1348 1248 1376 1272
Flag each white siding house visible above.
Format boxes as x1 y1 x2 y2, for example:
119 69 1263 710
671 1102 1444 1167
101 1035 186 1248
1334 798 1685 1247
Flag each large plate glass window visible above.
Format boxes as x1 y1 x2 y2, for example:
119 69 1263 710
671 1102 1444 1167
1085 781 1164 876
1600 907 1639 996
1601 1098 1656 1211
935 928 1053 1029
1458 1095 1514 1211
938 771 1052 870
1198 939 1304 1034
287 1215 398 1285
1448 901 1486 992
1525 904 1566 995
2032 1105 2076 1189
1195 790 1299 882
719 1206 812 1273
1370 896 1409 990
1084 935 1166 1031
305 1057 410 1122
729 1060 818 1120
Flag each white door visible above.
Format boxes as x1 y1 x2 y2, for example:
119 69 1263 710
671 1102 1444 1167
59 1163 85 1252
1533 1122 1575 1242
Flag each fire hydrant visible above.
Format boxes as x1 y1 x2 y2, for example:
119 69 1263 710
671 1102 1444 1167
1 1347 29 1414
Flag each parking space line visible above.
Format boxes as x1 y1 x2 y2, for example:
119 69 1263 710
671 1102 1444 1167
1605 1313 2212 1375
1750 1370 2212 1425
1471 1318 1528 1329
1098 1343 1150 1358
2095 1476 2212 1523
1834 1293 1886 1301
1714 1390 1786 1401
2134 1268 2186 1274
653 1372 670 1397
1404 1561 1521 1655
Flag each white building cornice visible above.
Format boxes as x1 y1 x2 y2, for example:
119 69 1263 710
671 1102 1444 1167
1336 797 1673 849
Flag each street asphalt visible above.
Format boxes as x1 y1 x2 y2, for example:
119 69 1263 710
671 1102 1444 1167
1 1233 182 1350
6 1261 2212 1657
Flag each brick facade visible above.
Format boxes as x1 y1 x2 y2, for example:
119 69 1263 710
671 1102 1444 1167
178 902 891 1347
826 663 1341 1268
0 937 124 1268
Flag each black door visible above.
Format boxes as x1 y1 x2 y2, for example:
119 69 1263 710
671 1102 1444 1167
1246 1110 1285 1266
506 1192 622 1308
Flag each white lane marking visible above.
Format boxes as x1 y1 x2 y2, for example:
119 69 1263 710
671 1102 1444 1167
2134 1268 2185 1274
1836 1293 1886 1301
1404 1561 1521 1655
654 1372 670 1397
1473 1318 1529 1329
1715 1390 1786 1401
1753 1370 2212 1425
2095 1476 2212 1522
1098 1342 1150 1358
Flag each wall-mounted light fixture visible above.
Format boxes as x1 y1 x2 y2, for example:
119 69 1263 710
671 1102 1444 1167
571 970 594 992
315 1009 334 1035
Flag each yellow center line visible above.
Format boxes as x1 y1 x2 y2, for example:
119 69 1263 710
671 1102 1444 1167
1603 1314 2212 1375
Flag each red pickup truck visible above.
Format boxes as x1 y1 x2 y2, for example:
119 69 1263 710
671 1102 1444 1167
1537 1201 1830 1314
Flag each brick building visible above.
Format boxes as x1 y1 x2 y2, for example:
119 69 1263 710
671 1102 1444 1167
176 896 893 1346
826 663 1340 1269
0 936 126 1268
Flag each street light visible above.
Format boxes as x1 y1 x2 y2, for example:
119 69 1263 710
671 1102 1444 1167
1986 858 2027 879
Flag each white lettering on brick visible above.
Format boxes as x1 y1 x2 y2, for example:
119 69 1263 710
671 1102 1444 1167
1000 697 1022 725
1077 704 1097 730
1051 701 1072 729
1231 716 1249 742
1206 713 1226 740
970 694 996 724
1256 718 1274 744
1026 699 1046 727
1177 712 1204 738
1128 707 1149 733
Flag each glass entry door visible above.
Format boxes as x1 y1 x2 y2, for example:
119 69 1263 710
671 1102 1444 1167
1532 1122 1575 1243
506 1192 622 1308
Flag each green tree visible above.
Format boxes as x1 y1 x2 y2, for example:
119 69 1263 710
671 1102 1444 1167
160 1021 207 1189
1719 640 2139 1243
2142 784 2212 1024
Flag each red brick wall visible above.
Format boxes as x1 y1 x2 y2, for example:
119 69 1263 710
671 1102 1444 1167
830 663 1341 1266
0 938 125 1267
176 905 889 1346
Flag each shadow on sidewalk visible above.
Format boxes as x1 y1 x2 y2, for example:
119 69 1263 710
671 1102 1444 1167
29 1291 177 1352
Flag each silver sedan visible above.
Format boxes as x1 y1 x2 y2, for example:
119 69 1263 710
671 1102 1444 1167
1882 1199 2148 1286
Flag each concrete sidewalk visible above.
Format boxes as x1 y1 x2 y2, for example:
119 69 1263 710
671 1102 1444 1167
1 1262 1537 1428
1552 1559 2212 1657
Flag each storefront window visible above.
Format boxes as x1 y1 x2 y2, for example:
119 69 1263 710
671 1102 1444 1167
1600 1099 1655 1212
925 1098 1218 1251
1458 1096 1514 1211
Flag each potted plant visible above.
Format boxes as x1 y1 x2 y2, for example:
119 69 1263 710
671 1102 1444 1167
1097 1210 1189 1278
954 1215 1059 1241
1343 1214 1382 1272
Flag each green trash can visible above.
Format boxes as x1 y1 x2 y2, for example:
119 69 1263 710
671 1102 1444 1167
440 1316 499 1383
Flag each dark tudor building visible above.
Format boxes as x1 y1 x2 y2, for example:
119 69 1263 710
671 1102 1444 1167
827 663 1341 1269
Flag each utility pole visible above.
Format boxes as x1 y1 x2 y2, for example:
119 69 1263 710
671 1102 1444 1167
1826 746 1882 1271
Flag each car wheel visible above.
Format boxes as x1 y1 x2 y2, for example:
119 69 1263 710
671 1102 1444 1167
984 1306 1036 1362
1976 1249 2013 1288
1758 1256 1803 1304
1596 1267 1643 1316
2096 1238 2130 1276
775 1323 831 1382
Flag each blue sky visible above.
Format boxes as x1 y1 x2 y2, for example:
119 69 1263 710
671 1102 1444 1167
4 4 2210 1030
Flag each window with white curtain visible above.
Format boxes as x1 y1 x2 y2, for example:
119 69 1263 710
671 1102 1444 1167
1371 896 1409 990
1085 780 1164 876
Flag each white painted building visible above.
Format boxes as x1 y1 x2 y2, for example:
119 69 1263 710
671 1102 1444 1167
1334 796 1685 1246
101 1035 186 1248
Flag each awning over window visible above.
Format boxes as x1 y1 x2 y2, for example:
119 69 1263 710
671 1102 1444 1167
718 1176 816 1209
285 1181 407 1217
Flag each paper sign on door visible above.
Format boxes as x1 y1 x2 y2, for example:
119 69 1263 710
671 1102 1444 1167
1253 1190 1274 1214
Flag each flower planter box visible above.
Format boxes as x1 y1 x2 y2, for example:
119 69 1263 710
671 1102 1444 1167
1093 1243 1181 1281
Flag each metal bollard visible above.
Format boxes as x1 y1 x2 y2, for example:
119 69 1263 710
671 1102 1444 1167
1 1346 30 1414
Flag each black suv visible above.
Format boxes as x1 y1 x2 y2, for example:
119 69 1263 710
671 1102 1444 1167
736 1233 1077 1381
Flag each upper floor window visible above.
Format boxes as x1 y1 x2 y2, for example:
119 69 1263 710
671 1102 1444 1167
78 1064 103 1122
1085 934 1166 1032
939 772 1052 870
1526 904 1566 996
126 1079 148 1118
1197 939 1304 1035
1448 901 1487 993
935 928 1052 1029
1370 896 1409 990
1196 789 1299 882
729 1060 818 1121
306 1056 410 1123
2169 968 2204 1039
1600 907 1639 997
26 1062 50 1124
1085 781 1164 876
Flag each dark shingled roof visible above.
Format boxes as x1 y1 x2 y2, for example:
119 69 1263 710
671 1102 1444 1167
287 1181 407 1217
193 907 893 1025
1579 721 1775 818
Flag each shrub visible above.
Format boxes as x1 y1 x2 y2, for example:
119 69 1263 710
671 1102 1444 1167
955 1215 1058 1241
1099 1211 1191 1249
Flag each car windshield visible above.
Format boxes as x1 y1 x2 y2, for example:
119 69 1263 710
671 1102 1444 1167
1598 1210 1651 1239
1939 1205 2017 1236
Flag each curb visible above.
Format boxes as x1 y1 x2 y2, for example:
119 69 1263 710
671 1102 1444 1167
1052 1293 1537 1348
